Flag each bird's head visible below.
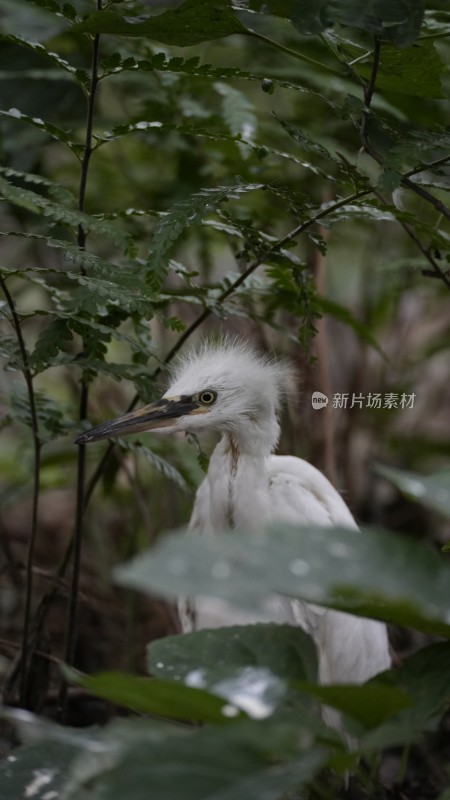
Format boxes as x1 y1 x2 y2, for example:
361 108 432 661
75 339 294 452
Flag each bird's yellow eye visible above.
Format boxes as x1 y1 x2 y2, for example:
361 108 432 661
198 390 217 405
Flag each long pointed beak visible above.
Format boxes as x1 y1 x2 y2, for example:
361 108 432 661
74 396 204 445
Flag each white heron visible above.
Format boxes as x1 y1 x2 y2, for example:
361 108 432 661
76 339 391 688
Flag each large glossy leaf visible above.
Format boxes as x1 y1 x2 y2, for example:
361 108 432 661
149 624 317 718
292 0 424 47
376 464 450 520
149 623 318 684
115 524 450 637
298 683 411 730
361 641 450 751
68 669 246 724
77 0 247 45
297 642 450 745
0 740 83 799
63 718 325 800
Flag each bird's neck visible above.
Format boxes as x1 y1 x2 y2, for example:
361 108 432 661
221 413 280 457
206 430 274 531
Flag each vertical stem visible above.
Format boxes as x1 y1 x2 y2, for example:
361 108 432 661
313 214 337 487
0 275 41 706
359 38 450 224
58 8 102 718
359 37 381 150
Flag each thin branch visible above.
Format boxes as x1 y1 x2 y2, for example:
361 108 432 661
0 274 41 706
247 29 346 76
399 175 450 223
360 37 381 151
402 223 450 288
358 37 450 224
355 39 450 288
58 11 102 719
404 153 450 178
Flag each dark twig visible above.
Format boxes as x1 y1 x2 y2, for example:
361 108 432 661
402 223 450 288
399 176 450 223
58 11 102 720
355 49 450 294
359 37 450 224
0 274 41 706
360 37 381 150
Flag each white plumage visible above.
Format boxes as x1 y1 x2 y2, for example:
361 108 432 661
77 338 391 689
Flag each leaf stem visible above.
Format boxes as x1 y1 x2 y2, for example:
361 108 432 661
247 29 346 76
0 274 41 707
360 37 381 150
348 50 373 68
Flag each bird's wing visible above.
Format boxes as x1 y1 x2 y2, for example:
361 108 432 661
267 455 358 530
267 455 391 683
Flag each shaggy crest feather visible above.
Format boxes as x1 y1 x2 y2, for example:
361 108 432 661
166 337 295 415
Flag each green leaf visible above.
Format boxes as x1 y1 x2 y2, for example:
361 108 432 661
148 625 317 718
163 663 287 721
95 119 333 181
30 318 72 371
0 165 76 204
317 297 385 356
234 0 293 16
0 33 89 87
149 624 317 684
376 464 450 520
63 717 325 800
422 9 450 39
292 0 425 47
0 176 131 246
0 740 83 799
76 0 247 45
0 331 23 370
299 683 411 730
10 384 72 442
0 107 81 152
115 524 450 637
385 125 450 170
117 438 190 494
0 231 122 274
361 642 450 750
215 81 257 155
146 183 264 287
31 310 146 364
97 50 337 107
356 41 446 99
69 669 246 724
274 116 365 186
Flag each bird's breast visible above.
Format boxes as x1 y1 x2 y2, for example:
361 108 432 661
206 445 271 533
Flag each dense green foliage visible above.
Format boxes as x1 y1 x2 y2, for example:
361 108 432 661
1 0 450 797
